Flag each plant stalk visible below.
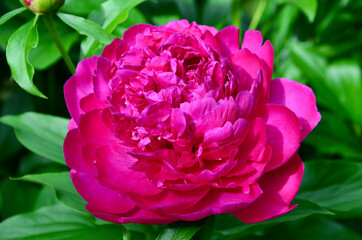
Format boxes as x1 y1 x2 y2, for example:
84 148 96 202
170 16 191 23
42 13 75 74
248 0 267 30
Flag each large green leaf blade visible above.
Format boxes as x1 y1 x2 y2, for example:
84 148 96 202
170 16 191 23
0 7 25 26
214 200 333 239
60 0 107 16
0 204 125 240
0 112 69 165
326 60 362 125
156 218 210 240
297 160 362 212
13 172 87 213
57 12 114 45
6 16 46 98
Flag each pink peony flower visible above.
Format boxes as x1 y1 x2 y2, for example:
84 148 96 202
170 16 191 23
64 20 320 224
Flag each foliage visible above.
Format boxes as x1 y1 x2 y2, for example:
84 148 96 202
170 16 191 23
0 0 361 239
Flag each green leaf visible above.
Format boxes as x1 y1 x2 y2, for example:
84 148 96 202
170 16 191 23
60 0 108 16
13 171 87 213
254 218 362 240
277 0 318 22
297 160 362 212
81 0 148 58
326 60 362 126
214 200 332 239
270 5 299 55
6 16 46 98
0 89 34 163
201 0 232 27
0 179 40 219
289 41 344 112
0 112 69 165
29 19 79 70
192 216 215 240
175 0 197 21
0 204 125 240
57 12 115 45
0 7 25 26
121 225 131 240
156 218 209 240
305 112 361 158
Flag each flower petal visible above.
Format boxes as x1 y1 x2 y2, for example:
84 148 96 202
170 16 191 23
232 154 303 223
241 30 273 80
94 145 162 196
64 56 98 124
71 170 136 214
86 204 177 224
215 26 240 57
255 104 301 171
170 184 262 221
268 78 321 140
63 129 95 173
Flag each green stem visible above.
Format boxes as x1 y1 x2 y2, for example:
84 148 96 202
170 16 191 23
248 0 267 30
232 0 242 30
42 13 75 74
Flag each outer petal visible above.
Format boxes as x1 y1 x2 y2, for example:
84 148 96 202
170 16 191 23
86 204 177 225
101 37 122 60
241 30 274 80
63 129 95 173
255 104 301 171
215 26 240 57
71 171 136 214
64 56 99 124
268 78 321 140
169 184 262 221
78 109 116 145
232 154 304 223
123 24 158 44
94 145 162 196
230 49 269 104
130 187 210 214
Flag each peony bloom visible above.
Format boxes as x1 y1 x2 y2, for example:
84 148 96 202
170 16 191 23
64 20 320 224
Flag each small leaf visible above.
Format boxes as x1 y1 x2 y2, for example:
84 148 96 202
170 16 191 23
297 160 362 212
13 172 87 213
81 0 148 58
0 7 25 26
0 112 69 165
277 0 318 22
121 225 131 240
156 218 209 240
6 16 46 98
0 204 125 240
57 12 114 45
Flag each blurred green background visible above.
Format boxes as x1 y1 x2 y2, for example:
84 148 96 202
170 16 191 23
0 0 361 239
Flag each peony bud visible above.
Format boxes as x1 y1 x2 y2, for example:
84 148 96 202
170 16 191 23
20 0 65 14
